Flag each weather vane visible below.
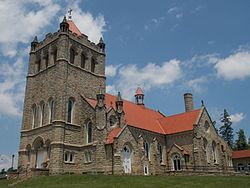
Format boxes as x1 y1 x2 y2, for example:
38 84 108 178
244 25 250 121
68 9 73 20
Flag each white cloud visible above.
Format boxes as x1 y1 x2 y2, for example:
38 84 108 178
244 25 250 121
230 112 245 124
0 0 60 57
106 85 117 95
185 76 207 93
106 65 118 77
0 58 25 117
67 2 106 43
0 154 18 170
109 60 182 99
214 50 250 80
168 7 180 14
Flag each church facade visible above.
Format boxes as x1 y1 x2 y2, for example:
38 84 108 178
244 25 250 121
18 17 233 175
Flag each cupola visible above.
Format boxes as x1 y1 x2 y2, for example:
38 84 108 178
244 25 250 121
135 87 144 105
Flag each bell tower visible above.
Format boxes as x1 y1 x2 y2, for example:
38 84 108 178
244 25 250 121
18 16 106 174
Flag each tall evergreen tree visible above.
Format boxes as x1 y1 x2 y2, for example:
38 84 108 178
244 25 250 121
219 109 234 148
235 129 249 150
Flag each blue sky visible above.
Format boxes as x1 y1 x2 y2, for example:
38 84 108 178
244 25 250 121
1 0 250 169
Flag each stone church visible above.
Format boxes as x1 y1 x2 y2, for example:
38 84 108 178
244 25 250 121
18 16 233 175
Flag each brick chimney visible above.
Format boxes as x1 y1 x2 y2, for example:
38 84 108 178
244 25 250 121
184 93 194 112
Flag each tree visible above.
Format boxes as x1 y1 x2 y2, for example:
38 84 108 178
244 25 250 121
219 109 234 148
235 129 249 150
0 168 6 174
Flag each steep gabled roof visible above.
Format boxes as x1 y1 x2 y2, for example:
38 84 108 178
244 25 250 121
232 150 250 159
67 20 81 36
135 87 144 96
106 127 122 144
105 94 166 134
82 94 201 135
158 109 201 134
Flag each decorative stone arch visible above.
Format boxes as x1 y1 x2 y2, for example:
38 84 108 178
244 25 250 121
121 142 133 174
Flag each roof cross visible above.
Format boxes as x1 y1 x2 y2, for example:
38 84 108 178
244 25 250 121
68 9 73 20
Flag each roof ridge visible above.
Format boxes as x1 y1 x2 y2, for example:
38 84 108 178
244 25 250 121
165 108 201 118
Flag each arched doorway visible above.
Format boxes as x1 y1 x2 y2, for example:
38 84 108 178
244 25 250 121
122 145 132 174
33 137 45 168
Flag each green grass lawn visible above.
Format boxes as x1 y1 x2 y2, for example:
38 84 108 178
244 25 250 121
0 175 250 188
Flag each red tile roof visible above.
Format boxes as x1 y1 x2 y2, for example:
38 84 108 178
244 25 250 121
67 20 81 36
106 128 122 144
232 150 250 159
82 94 201 135
135 87 144 96
174 144 189 155
158 109 201 134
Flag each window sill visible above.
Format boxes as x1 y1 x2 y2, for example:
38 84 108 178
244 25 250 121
84 161 92 164
64 161 75 164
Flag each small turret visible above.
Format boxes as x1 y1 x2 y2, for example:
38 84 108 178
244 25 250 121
98 37 105 53
116 92 123 114
31 36 38 52
96 87 105 108
135 87 144 105
60 16 69 32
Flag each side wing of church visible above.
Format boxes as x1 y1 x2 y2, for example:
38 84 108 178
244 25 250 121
18 17 232 175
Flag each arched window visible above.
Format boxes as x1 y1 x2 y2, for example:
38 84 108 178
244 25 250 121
52 49 57 64
157 143 163 163
143 141 150 160
212 141 217 163
91 58 95 73
31 105 36 128
67 98 74 123
204 121 209 132
48 100 54 123
70 48 75 64
172 154 181 171
44 53 49 68
37 58 41 72
203 138 209 162
86 122 93 143
40 102 45 126
81 53 86 69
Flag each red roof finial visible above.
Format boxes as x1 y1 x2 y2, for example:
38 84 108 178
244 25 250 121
135 87 144 96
